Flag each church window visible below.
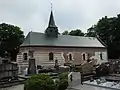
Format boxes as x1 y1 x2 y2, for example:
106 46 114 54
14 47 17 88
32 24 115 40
49 52 54 61
23 53 27 60
83 54 86 60
100 53 103 60
69 53 72 61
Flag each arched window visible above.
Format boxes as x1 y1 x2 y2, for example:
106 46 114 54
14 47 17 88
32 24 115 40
100 53 103 60
23 53 27 60
49 52 54 61
83 54 86 60
69 53 72 61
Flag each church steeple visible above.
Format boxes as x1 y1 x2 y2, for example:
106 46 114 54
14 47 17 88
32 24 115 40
45 10 58 38
48 11 56 27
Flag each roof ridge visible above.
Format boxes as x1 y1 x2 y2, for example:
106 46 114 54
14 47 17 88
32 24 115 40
29 31 44 34
21 32 105 48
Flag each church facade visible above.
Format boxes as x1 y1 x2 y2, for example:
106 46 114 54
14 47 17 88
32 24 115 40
17 11 108 74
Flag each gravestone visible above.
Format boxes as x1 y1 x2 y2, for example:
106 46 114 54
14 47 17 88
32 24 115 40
54 59 59 69
68 72 81 86
0 53 18 81
28 51 36 75
28 58 36 75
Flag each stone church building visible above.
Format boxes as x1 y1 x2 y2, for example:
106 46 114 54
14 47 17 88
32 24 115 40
17 11 108 74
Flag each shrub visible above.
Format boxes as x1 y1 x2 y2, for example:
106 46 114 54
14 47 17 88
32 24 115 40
24 74 56 90
58 79 68 90
59 72 68 80
95 63 110 77
24 73 69 90
58 73 68 90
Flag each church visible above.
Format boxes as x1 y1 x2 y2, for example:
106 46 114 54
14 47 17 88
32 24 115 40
17 10 108 74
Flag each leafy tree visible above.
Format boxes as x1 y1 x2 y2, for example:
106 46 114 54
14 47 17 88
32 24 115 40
69 29 84 36
85 25 96 37
62 31 69 35
86 15 120 59
62 29 85 36
0 23 24 61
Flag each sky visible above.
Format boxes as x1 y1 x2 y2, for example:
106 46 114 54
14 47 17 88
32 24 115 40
0 0 120 36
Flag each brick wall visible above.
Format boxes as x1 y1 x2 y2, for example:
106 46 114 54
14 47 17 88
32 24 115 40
17 46 107 74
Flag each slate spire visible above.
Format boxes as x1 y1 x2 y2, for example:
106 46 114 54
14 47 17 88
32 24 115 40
48 11 56 28
45 10 58 38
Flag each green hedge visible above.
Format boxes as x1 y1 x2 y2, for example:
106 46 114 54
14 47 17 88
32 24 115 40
58 73 68 90
24 74 56 90
24 73 68 90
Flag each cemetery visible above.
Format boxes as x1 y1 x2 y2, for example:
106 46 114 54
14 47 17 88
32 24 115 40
82 60 120 89
0 52 25 88
0 1 120 90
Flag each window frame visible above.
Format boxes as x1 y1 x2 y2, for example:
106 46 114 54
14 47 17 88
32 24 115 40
81 52 87 61
23 53 27 60
69 53 72 61
100 53 103 60
83 53 86 60
68 52 74 61
49 52 54 61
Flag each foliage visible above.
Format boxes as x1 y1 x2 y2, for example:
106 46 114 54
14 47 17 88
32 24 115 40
69 29 84 36
59 72 68 80
62 30 69 35
62 29 84 36
58 79 68 90
0 23 24 60
24 73 68 90
95 63 110 77
58 73 68 90
24 74 56 90
86 15 120 59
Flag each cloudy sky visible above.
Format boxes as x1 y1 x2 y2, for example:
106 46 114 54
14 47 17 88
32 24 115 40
0 0 120 35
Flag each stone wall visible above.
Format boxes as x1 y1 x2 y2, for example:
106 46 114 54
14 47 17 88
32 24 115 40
17 47 108 74
0 61 18 80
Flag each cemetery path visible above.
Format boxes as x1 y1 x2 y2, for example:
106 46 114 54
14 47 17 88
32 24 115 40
67 84 115 90
67 72 114 90
0 83 115 90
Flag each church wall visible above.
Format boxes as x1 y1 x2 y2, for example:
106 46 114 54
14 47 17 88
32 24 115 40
17 46 107 74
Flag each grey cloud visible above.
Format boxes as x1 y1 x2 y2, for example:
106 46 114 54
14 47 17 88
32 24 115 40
0 0 120 35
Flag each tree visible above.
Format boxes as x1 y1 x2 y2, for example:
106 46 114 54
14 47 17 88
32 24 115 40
62 29 85 36
69 29 84 36
0 23 24 61
85 25 96 37
86 15 120 59
62 31 69 35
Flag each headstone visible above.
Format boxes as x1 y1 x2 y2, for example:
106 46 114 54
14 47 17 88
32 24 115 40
68 72 81 86
54 59 59 70
96 79 101 84
28 58 36 75
100 77 106 83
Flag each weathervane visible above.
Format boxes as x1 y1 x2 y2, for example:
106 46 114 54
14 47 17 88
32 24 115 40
48 0 53 10
51 1 53 10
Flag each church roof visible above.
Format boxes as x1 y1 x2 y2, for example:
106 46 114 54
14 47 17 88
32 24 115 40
21 32 105 48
